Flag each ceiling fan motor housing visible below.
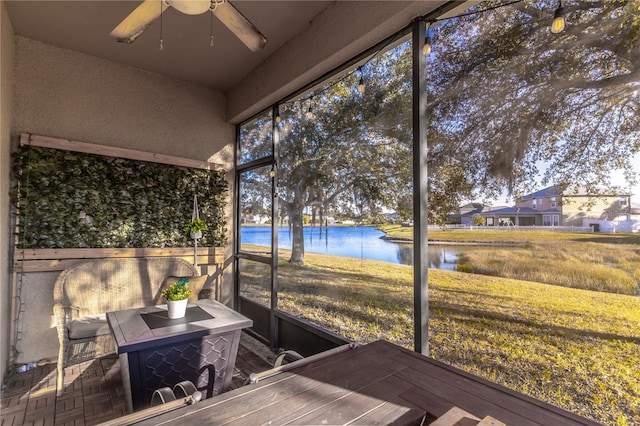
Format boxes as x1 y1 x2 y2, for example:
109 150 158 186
170 0 211 15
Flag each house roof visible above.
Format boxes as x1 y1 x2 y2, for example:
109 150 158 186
521 184 633 200
461 202 485 209
520 185 559 201
454 203 484 217
460 205 508 216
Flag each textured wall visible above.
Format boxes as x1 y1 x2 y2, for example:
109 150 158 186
1 1 15 380
10 37 237 363
13 36 234 166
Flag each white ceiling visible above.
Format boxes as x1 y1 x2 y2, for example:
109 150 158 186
5 0 334 92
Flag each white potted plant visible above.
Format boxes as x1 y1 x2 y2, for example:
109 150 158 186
184 218 207 240
162 278 193 319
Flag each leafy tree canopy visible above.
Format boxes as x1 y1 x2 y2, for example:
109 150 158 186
239 0 639 263
428 0 640 201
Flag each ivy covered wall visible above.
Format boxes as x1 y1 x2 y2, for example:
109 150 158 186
12 146 228 248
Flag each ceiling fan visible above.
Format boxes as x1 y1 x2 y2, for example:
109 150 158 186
110 0 267 52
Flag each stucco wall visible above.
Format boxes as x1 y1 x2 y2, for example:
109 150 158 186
10 37 236 364
562 196 628 226
13 36 234 165
1 1 15 380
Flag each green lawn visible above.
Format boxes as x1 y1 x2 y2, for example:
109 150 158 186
241 248 640 425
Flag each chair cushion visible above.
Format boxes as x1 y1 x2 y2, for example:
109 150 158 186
68 315 111 339
159 275 208 302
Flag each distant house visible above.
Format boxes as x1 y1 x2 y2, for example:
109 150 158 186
513 186 563 226
631 202 640 221
469 185 633 227
454 203 512 226
449 203 482 225
385 212 400 223
241 214 271 224
473 206 547 227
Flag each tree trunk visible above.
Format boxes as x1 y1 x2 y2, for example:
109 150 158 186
289 191 305 265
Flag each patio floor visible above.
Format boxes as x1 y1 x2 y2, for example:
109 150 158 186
0 333 275 426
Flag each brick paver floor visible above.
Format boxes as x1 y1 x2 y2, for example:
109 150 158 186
1 334 274 425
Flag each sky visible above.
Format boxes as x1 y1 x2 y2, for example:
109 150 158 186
612 152 640 198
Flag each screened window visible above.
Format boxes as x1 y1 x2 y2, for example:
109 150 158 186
238 112 273 165
239 166 272 257
238 258 270 307
272 38 414 347
421 2 639 424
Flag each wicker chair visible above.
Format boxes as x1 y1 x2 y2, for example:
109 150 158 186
53 257 204 396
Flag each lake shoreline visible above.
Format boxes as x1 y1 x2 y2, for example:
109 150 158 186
242 225 468 268
380 235 520 246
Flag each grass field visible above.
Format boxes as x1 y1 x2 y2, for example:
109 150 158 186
240 229 640 424
379 226 640 295
240 240 640 425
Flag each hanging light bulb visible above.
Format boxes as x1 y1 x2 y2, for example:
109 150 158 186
423 23 432 55
307 96 314 119
423 34 432 55
356 66 365 94
551 1 565 34
275 106 281 124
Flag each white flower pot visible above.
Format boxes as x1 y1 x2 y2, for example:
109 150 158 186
190 231 202 239
167 299 188 319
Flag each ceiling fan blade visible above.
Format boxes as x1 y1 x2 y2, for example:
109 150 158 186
212 1 267 52
110 0 169 43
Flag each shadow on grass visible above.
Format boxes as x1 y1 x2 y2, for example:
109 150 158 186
430 300 640 344
242 257 639 346
279 261 411 289
568 234 640 244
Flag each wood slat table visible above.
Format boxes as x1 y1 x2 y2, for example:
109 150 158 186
105 340 599 425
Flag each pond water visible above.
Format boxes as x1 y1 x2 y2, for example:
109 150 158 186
240 225 461 269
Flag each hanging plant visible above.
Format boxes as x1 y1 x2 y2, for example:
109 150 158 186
184 218 208 234
184 218 207 239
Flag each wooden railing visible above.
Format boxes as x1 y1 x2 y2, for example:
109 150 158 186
20 133 223 170
13 247 225 272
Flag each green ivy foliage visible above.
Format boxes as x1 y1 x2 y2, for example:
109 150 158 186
11 146 228 248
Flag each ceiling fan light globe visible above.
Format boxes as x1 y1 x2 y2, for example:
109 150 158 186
170 0 211 15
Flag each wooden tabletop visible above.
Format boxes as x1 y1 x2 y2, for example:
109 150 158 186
109 340 599 426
